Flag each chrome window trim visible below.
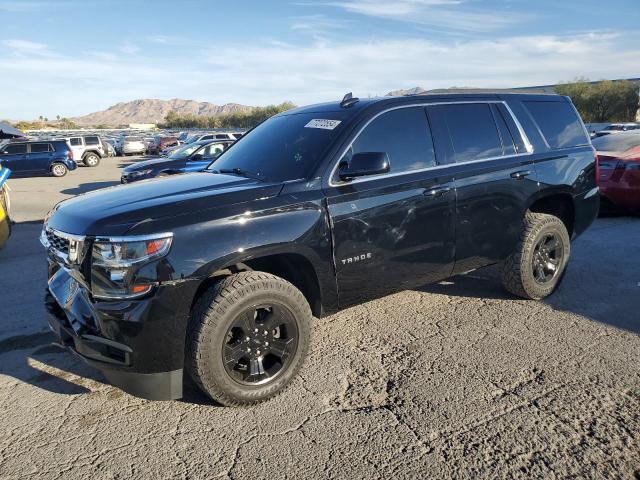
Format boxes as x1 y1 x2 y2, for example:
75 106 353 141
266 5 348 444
328 100 534 187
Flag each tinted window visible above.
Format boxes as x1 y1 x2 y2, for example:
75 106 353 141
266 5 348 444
30 143 52 153
523 100 588 149
3 144 28 154
84 136 100 145
496 103 527 153
491 105 516 155
344 107 435 174
434 103 503 162
201 135 213 140
70 138 82 146
209 112 347 182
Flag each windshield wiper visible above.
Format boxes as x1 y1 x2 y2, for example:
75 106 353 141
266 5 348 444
211 168 263 181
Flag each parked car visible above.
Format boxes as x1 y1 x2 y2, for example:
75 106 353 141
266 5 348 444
0 140 76 177
0 164 11 248
59 135 104 167
147 136 180 155
119 136 146 156
42 92 598 405
161 133 237 156
593 123 640 138
593 132 640 212
121 140 232 183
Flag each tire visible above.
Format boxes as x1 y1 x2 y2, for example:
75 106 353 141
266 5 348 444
186 271 312 406
501 212 570 300
83 153 100 167
51 163 68 177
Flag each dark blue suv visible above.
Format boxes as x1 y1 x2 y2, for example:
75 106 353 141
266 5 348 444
0 140 77 177
121 140 232 183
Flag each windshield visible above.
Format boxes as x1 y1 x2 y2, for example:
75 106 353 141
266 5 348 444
207 112 347 182
592 134 640 152
169 143 201 159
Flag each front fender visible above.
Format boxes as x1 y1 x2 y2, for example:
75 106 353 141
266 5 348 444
128 195 338 314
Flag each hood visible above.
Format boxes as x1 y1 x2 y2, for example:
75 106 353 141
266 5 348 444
123 157 180 172
48 172 283 236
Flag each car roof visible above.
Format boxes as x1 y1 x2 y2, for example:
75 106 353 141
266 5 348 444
282 91 565 117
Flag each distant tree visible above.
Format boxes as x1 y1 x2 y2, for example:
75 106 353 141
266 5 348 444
38 115 43 121
556 79 640 123
58 118 78 129
44 117 49 122
56 115 61 121
161 103 296 129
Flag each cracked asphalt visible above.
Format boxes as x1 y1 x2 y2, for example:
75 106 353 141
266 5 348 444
1 158 639 479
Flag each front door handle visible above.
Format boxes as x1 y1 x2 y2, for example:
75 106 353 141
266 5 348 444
511 170 532 180
423 185 451 197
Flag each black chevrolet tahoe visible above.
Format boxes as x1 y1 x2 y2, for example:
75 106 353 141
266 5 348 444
42 92 599 405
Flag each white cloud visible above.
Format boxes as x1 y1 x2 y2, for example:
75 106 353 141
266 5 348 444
2 38 55 56
0 31 639 118
323 0 528 33
120 42 140 55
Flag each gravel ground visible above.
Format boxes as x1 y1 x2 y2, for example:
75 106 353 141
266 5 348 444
0 157 638 479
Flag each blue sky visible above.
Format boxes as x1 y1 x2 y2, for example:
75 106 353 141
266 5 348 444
1 0 639 119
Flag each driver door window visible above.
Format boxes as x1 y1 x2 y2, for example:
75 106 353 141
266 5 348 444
338 107 436 180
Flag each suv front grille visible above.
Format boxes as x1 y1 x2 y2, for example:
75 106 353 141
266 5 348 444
46 228 69 255
41 226 86 266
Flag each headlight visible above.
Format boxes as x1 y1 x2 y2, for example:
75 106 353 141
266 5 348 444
91 233 173 299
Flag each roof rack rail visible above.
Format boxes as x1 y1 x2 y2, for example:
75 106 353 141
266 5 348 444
340 92 359 108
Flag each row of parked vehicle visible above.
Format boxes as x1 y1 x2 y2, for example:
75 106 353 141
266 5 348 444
0 129 245 178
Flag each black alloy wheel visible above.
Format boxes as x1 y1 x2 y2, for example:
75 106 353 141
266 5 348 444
531 232 563 284
223 304 298 385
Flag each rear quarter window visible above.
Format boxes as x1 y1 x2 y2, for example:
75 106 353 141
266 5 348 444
523 100 588 149
84 136 100 145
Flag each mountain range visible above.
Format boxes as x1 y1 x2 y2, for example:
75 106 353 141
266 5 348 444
71 99 254 126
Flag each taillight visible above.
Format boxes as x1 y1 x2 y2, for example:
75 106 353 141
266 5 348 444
593 146 599 181
68 149 73 160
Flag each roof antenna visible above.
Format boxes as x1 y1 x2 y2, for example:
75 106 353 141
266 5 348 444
340 92 359 108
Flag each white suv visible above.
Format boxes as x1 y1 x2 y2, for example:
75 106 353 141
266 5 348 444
60 135 105 167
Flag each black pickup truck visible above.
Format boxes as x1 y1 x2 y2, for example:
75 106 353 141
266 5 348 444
42 92 599 405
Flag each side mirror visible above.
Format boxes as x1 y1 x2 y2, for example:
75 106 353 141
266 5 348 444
190 153 204 161
338 152 390 181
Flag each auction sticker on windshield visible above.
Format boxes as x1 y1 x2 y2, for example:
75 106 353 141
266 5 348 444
305 119 341 130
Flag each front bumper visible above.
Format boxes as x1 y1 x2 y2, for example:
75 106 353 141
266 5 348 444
45 262 198 400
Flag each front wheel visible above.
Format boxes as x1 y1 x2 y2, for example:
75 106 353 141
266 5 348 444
51 163 68 177
501 212 570 300
186 272 311 406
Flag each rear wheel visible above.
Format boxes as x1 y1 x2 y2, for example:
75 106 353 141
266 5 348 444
186 272 311 406
51 163 68 177
501 212 570 300
83 153 100 167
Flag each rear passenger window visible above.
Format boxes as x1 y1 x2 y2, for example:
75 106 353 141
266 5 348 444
345 107 436 174
523 101 588 149
30 143 52 153
434 103 503 162
84 136 99 145
70 138 82 146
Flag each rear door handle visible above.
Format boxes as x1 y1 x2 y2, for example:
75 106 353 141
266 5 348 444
511 170 532 180
423 185 452 197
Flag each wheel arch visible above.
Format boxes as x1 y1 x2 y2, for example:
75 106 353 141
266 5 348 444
527 192 576 237
190 252 324 318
